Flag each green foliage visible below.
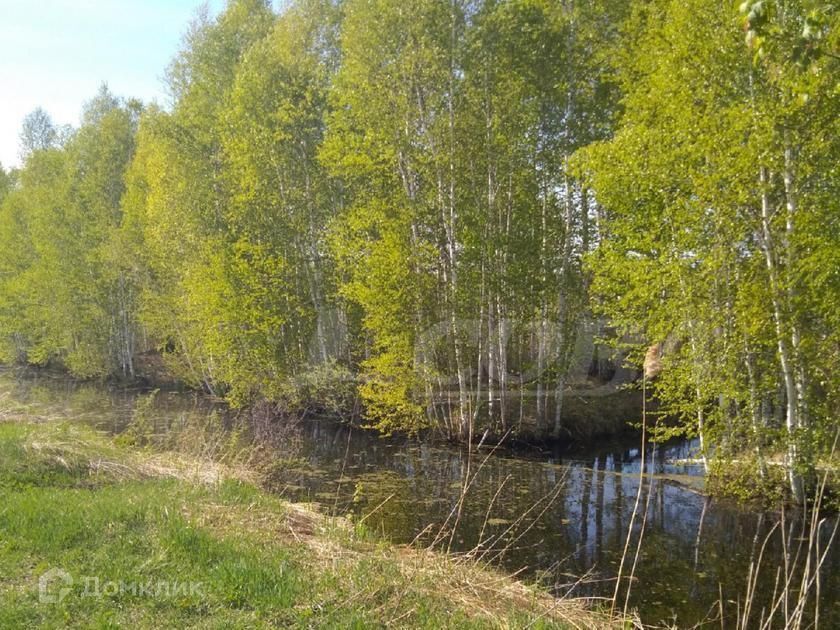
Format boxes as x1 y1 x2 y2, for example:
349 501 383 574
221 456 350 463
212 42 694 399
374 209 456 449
323 0 628 437
0 87 140 376
0 0 836 487
706 457 787 507
0 164 14 203
575 0 840 495
0 0 627 439
117 389 160 448
121 0 345 407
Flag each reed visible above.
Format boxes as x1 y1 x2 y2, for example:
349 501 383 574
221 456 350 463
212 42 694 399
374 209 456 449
731 432 839 629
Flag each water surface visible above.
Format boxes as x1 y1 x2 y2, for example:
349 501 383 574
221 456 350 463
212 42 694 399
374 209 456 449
2 368 836 627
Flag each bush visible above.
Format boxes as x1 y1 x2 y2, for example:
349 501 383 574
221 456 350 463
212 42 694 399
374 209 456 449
706 456 787 507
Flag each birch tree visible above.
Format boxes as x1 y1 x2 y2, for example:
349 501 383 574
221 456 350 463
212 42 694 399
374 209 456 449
577 0 839 500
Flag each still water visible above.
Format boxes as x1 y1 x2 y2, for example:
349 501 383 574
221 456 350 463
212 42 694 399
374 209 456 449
2 368 837 627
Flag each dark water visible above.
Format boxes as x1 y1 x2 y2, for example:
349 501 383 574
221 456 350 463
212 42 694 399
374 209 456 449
2 369 837 628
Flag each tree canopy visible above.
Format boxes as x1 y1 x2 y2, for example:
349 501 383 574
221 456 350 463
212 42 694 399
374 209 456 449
0 0 836 499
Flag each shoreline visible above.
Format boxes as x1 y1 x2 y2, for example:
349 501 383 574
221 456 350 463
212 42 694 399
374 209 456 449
0 416 627 628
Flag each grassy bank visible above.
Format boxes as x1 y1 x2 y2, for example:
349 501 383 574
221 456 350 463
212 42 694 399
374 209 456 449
0 419 619 628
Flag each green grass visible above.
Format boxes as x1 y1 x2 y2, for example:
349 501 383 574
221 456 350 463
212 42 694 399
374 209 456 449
0 421 610 629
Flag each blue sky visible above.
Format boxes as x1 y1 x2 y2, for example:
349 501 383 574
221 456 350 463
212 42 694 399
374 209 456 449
0 0 227 168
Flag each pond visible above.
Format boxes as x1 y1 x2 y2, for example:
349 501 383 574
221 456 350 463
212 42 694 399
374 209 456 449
2 368 837 627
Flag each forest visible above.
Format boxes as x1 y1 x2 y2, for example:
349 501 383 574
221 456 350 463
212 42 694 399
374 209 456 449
0 0 837 503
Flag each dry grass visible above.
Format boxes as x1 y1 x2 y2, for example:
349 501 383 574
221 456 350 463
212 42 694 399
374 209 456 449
15 420 258 487
2 416 630 628
186 491 625 628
